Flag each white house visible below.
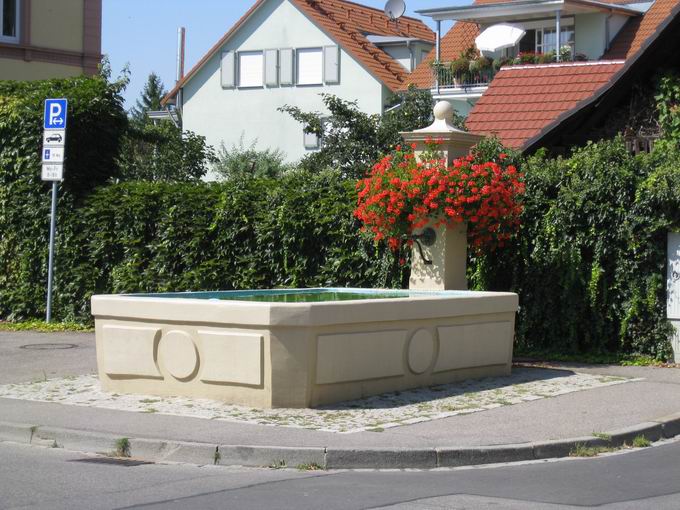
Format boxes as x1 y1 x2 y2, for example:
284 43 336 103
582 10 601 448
163 0 434 173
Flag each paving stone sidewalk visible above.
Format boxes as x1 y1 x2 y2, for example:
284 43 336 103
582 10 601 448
0 368 636 433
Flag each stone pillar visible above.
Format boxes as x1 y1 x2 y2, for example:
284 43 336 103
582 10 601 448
409 222 468 291
401 102 483 292
401 101 483 167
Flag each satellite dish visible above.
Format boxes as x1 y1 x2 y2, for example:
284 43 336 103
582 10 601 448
384 0 406 21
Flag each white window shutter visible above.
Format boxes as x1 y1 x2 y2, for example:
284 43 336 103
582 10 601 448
221 51 235 88
280 48 295 85
324 46 340 84
265 49 279 87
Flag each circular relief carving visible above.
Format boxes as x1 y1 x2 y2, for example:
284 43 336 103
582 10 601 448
159 330 199 380
407 329 436 375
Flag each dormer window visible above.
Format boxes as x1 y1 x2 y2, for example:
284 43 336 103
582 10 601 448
1 0 19 42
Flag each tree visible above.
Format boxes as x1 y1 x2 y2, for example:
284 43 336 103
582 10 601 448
212 136 290 181
130 72 167 121
117 121 216 182
279 87 457 179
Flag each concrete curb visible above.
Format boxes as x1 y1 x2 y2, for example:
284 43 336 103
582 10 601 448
1 413 679 470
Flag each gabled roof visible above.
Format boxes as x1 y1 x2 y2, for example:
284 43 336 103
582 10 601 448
465 0 680 149
465 61 625 147
163 0 434 104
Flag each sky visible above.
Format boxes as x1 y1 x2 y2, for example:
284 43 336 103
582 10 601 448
102 0 461 110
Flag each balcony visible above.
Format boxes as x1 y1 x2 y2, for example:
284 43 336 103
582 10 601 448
431 64 497 91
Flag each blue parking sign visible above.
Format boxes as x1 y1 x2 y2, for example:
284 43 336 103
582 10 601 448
44 98 68 130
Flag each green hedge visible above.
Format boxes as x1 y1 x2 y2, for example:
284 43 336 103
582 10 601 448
0 76 127 319
2 170 405 322
471 139 678 359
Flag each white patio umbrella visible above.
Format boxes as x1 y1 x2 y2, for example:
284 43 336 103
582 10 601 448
475 24 526 53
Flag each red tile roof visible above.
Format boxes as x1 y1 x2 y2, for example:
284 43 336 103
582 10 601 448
458 0 680 149
605 0 679 59
465 62 625 148
163 0 434 104
405 21 479 89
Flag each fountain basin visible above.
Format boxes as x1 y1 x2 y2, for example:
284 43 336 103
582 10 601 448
91 288 518 408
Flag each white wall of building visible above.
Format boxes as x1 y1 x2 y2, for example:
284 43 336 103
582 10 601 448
181 0 386 177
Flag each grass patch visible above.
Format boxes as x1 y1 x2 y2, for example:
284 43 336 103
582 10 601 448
631 435 651 448
113 437 131 458
269 459 287 469
297 463 323 471
0 320 93 333
367 427 385 433
570 443 619 457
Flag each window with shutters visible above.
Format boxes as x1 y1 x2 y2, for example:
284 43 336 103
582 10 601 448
1 0 19 42
238 51 264 88
297 48 323 86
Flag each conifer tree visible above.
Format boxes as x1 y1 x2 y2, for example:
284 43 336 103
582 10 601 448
131 72 167 121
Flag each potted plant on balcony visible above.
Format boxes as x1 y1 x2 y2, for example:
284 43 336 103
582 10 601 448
469 56 493 83
537 51 556 64
449 57 470 87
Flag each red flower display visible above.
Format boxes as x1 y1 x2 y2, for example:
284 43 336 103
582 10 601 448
354 140 525 253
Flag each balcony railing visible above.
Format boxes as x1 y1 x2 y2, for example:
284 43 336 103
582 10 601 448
431 65 497 91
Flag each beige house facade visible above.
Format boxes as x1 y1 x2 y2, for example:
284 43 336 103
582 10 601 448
0 0 101 81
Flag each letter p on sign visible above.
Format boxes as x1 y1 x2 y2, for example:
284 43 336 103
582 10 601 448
44 99 68 130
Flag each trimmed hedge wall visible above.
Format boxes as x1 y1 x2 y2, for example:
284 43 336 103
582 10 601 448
471 140 678 359
1 170 406 322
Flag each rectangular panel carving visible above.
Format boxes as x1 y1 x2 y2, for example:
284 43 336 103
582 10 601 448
199 331 263 386
101 325 161 377
316 330 407 384
435 322 513 373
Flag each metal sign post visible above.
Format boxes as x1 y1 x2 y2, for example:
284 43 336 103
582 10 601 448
42 98 68 323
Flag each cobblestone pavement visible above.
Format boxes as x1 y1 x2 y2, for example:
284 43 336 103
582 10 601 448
0 367 637 433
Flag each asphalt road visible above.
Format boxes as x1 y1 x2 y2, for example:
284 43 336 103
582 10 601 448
0 331 96 384
2 439 680 510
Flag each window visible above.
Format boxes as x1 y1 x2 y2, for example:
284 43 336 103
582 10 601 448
303 129 321 150
1 0 19 42
297 48 323 85
238 51 264 87
536 26 575 54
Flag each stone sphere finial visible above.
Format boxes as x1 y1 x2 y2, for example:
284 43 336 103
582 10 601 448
433 101 453 121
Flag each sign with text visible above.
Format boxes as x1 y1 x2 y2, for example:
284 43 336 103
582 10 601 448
42 164 64 181
42 98 67 182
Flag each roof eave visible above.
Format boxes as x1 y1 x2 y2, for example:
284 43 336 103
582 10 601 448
417 0 642 22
